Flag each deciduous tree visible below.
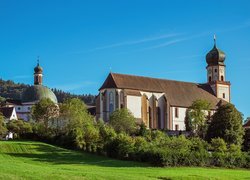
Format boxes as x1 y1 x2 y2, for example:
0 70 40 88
185 99 211 139
32 98 59 129
0 113 7 138
109 108 136 134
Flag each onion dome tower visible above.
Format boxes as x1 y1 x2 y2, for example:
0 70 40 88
21 57 58 104
34 57 43 85
206 35 230 102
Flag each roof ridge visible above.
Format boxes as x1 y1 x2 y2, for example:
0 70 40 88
110 72 202 85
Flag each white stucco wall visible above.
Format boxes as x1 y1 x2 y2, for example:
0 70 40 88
127 95 142 118
10 108 18 120
172 106 187 131
217 84 230 102
219 66 225 80
14 103 33 121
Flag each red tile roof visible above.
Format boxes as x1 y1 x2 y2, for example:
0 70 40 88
99 73 226 109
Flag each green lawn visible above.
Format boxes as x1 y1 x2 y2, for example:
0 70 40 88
0 141 249 180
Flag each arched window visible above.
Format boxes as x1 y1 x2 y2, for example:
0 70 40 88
223 93 225 99
109 92 114 113
209 76 212 82
175 107 179 118
141 94 148 126
120 91 124 108
148 106 152 128
221 75 224 81
157 107 161 129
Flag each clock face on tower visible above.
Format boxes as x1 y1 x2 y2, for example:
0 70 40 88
208 69 212 74
220 69 224 73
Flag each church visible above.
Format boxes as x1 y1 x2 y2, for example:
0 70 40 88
5 60 58 121
96 38 231 131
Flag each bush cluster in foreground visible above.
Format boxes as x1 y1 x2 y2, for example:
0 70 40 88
104 129 250 168
2 98 249 169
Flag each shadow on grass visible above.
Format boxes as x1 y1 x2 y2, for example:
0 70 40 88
5 142 149 168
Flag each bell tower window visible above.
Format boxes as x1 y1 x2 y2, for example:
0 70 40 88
221 75 224 81
209 76 212 82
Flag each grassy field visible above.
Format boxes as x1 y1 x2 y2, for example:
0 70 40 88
0 141 249 180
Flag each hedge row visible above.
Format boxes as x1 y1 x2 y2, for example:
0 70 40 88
104 132 250 168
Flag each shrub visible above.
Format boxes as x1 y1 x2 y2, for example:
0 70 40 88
140 147 169 166
97 120 117 154
0 113 7 139
211 138 227 153
109 109 136 134
132 136 149 161
7 120 33 139
106 133 135 160
188 138 210 166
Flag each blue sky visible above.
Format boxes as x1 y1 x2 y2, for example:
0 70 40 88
0 1 249 118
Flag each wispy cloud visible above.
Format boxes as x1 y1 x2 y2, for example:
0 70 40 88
72 32 181 54
94 33 181 50
140 21 250 51
72 21 250 55
143 32 209 50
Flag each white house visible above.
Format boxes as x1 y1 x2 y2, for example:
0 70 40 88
96 38 230 131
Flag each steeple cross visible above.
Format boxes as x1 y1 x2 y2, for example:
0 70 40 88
214 34 216 47
37 56 40 66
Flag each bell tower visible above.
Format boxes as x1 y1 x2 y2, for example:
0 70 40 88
206 35 230 102
34 57 43 85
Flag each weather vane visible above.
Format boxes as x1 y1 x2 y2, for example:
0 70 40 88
214 34 216 47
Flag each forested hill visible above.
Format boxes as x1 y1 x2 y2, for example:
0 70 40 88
0 78 96 105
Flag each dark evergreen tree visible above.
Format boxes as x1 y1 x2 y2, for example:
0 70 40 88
207 103 245 146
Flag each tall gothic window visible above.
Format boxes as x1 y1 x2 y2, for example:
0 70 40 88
120 91 124 108
157 107 161 129
109 92 114 113
148 106 152 128
175 107 179 118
